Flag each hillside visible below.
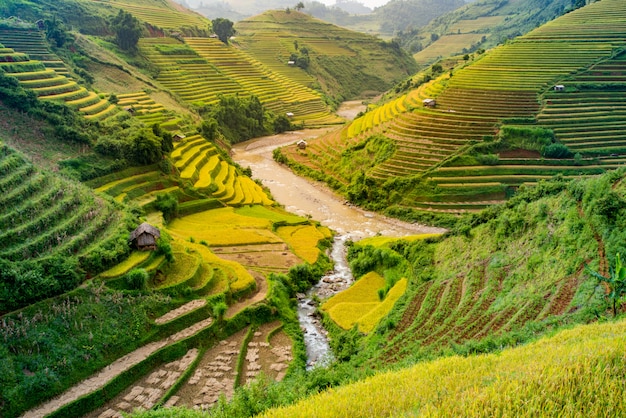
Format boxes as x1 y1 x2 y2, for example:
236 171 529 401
127 162 625 418
235 10 419 101
277 0 626 214
398 0 579 66
2 0 626 417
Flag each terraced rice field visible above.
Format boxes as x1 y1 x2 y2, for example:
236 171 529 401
285 0 626 213
89 0 209 30
90 135 273 207
322 272 408 334
413 33 488 64
116 91 181 129
140 37 340 126
0 144 129 262
0 44 119 121
0 27 69 75
381 205 597 362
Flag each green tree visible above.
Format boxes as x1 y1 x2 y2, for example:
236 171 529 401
129 128 162 164
295 2 305 11
44 16 67 47
111 10 143 51
211 18 235 45
587 253 626 317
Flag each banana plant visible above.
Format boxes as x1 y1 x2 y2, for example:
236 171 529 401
587 253 626 317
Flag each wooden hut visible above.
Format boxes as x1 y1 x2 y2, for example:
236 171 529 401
423 98 436 107
554 85 565 92
129 223 161 250
296 139 307 149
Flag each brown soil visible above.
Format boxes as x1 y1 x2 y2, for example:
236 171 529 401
225 271 268 319
87 349 200 418
174 328 248 410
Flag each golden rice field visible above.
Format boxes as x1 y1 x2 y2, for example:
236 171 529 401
166 207 281 246
99 251 151 279
261 318 626 417
275 225 328 263
322 272 408 334
154 251 201 289
357 278 407 334
322 272 408 333
184 242 256 295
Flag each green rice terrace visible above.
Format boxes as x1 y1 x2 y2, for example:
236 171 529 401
235 10 419 101
0 38 119 121
278 0 626 214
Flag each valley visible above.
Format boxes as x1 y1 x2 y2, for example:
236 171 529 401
1 0 625 417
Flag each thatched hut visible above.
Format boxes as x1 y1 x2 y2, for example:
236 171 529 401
130 222 160 250
296 139 307 149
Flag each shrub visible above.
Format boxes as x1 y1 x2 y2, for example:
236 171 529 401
125 268 149 290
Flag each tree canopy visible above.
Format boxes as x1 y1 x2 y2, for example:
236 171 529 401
211 17 235 44
110 9 143 51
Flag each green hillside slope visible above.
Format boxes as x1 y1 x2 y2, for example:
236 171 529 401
277 0 626 214
0 142 136 313
126 159 625 418
400 0 580 66
235 10 419 101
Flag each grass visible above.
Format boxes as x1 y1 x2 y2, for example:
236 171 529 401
259 318 626 417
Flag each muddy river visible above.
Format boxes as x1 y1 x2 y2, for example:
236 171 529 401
231 101 445 367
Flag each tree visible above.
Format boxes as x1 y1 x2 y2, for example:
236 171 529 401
587 253 626 317
295 2 305 11
111 10 143 51
211 18 235 45
44 16 67 47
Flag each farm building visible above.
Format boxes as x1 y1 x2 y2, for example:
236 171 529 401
287 60 295 65
129 222 161 250
173 133 186 141
554 85 565 92
286 112 295 118
423 98 436 107
296 139 307 149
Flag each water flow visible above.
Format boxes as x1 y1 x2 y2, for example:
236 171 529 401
297 235 353 369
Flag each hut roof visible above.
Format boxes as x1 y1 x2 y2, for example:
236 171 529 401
130 222 160 241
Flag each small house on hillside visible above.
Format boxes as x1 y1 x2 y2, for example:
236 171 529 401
286 112 295 118
296 139 307 149
423 98 436 107
130 223 161 251
554 85 565 92
173 133 186 142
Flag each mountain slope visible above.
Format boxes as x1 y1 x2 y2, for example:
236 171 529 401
235 10 419 101
277 0 626 213
400 0 579 65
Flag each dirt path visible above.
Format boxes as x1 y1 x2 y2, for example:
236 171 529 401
22 318 213 418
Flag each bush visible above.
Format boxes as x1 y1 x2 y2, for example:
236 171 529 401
542 143 572 159
125 268 148 290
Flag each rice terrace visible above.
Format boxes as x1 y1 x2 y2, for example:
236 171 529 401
0 0 625 417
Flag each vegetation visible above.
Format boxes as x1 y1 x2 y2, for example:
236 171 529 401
211 18 235 45
111 10 143 52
